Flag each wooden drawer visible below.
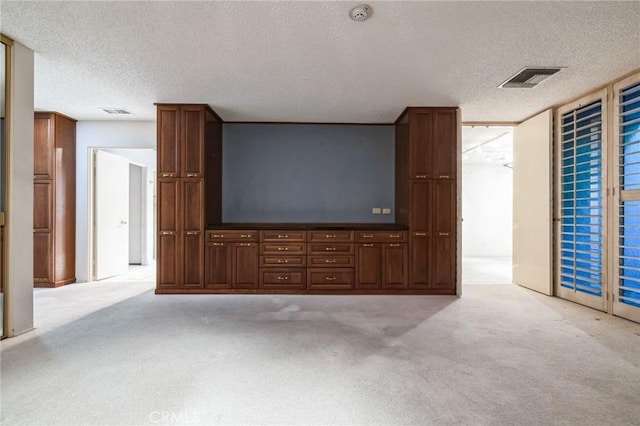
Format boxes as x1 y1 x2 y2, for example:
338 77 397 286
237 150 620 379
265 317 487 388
308 255 354 268
260 268 306 289
260 256 306 268
260 242 306 255
260 231 306 242
355 231 407 243
308 231 353 242
307 243 354 255
207 230 257 242
307 268 354 290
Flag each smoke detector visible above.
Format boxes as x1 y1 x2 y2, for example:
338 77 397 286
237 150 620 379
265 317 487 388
349 4 372 22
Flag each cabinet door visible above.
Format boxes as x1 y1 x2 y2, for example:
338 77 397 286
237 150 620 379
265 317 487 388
432 180 456 290
181 106 204 177
157 106 180 177
182 179 203 232
34 232 53 284
409 232 430 289
157 179 181 287
410 181 430 231
432 109 457 179
34 114 54 179
355 243 381 289
34 180 53 232
382 243 408 289
233 242 259 289
409 111 432 179
206 243 233 288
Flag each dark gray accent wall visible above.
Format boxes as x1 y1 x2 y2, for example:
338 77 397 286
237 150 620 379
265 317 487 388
222 124 395 223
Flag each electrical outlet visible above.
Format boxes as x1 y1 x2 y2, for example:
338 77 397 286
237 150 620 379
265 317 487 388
382 208 391 215
372 208 382 214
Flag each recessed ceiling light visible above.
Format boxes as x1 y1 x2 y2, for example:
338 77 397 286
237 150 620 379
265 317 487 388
101 108 132 115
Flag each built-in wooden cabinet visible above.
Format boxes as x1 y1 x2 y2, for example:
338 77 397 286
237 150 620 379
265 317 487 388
33 112 76 288
398 107 459 291
157 104 221 289
155 104 459 295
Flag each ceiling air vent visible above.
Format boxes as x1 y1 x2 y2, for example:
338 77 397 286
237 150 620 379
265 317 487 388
498 67 563 89
101 108 132 115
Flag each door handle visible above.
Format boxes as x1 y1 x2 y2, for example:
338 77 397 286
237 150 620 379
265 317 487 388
120 220 128 225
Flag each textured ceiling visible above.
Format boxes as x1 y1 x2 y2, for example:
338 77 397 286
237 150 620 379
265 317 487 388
1 1 639 122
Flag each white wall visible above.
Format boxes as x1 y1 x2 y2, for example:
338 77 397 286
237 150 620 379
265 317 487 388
76 121 155 282
462 163 513 257
129 163 142 264
5 41 34 336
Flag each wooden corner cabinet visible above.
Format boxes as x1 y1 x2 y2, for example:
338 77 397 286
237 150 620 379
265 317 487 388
155 104 459 295
33 112 77 287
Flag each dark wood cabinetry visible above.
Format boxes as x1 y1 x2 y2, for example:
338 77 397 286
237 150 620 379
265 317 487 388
157 104 221 289
156 104 459 296
33 112 76 288
397 107 459 292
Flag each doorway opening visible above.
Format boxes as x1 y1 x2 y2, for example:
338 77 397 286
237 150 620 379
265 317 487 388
461 126 514 285
89 148 156 283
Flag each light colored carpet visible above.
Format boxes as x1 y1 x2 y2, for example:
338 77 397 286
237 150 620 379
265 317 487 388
463 256 512 285
1 280 639 425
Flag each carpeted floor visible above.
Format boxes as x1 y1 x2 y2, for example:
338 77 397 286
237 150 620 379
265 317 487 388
1 279 638 425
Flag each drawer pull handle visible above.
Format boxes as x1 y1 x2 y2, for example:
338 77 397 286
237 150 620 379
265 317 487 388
389 244 400 247
363 244 374 247
415 232 426 236
277 247 289 251
439 175 451 179
277 235 289 239
160 231 174 235
277 276 289 280
325 276 336 281
390 235 400 238
212 235 223 238
186 231 199 235
416 175 427 179
325 235 337 238
362 235 373 238
240 234 251 238
325 247 336 251
160 173 174 177
239 243 251 247
212 243 224 246
186 173 198 177
277 259 288 263
325 260 336 264
439 232 450 236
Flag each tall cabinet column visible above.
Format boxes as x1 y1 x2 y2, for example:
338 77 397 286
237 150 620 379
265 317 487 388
33 112 76 288
156 104 222 291
396 107 459 293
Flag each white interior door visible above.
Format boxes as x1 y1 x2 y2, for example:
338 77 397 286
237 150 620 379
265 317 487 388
94 150 130 280
513 110 553 295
